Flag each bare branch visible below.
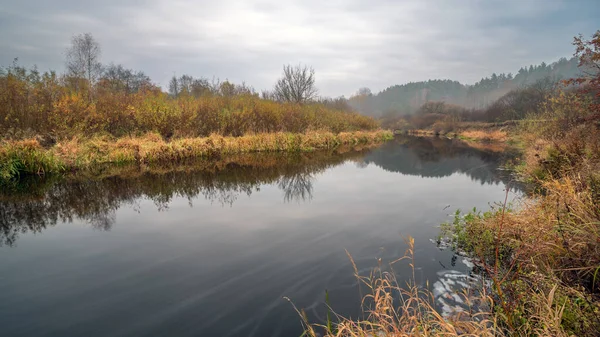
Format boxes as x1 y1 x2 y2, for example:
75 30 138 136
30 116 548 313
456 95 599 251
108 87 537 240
65 33 102 85
274 64 318 103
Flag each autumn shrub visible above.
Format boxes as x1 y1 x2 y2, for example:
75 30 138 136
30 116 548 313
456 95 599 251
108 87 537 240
431 118 460 134
0 65 379 140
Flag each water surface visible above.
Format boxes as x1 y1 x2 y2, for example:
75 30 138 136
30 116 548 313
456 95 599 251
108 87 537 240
0 136 520 337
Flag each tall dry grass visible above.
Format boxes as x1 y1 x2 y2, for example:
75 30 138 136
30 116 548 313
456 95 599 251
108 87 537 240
291 237 505 337
438 90 600 336
459 130 508 142
405 125 509 143
303 173 599 336
0 139 63 181
0 130 393 181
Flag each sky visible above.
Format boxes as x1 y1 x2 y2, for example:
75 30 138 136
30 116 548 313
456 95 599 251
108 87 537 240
0 0 598 97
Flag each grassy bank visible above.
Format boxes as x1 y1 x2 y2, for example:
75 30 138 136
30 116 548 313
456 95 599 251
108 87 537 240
403 124 509 142
0 63 391 182
436 91 600 336
298 121 599 337
0 130 393 181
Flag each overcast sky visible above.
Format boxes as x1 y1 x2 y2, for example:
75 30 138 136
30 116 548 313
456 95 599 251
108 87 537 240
1 0 598 97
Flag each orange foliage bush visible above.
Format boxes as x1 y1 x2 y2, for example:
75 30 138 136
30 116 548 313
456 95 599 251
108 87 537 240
0 65 378 140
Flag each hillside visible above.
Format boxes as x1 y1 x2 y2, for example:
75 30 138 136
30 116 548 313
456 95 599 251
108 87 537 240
349 56 581 117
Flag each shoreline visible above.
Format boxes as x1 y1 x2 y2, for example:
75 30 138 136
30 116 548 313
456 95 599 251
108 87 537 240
0 130 393 182
301 116 600 336
399 125 510 143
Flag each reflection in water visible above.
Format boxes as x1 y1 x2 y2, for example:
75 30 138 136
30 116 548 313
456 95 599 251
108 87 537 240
278 173 314 203
363 136 519 186
0 137 519 247
0 149 370 246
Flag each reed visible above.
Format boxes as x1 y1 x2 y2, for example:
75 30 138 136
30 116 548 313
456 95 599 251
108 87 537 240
291 237 504 337
0 130 393 182
0 139 63 181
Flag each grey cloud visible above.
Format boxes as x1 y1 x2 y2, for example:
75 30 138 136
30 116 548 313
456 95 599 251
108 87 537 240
1 0 598 97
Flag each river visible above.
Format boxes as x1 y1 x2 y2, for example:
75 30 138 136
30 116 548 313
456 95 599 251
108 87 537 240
0 135 521 337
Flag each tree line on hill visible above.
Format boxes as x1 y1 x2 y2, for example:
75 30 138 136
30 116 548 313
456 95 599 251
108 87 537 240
346 57 582 119
377 31 600 132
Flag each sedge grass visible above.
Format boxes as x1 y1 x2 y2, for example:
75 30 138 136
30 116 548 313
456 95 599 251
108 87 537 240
0 139 63 181
291 237 504 337
0 130 393 182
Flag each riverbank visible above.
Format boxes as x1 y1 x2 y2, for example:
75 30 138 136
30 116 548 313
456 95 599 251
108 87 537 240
300 102 599 335
400 122 510 142
0 130 393 182
439 113 600 336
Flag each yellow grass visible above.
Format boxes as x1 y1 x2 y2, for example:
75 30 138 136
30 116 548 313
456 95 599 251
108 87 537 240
293 237 505 337
404 128 509 143
460 139 508 153
0 130 393 181
459 130 508 142
402 120 513 143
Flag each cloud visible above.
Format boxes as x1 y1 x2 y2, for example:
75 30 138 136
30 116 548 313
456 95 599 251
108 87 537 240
0 0 598 96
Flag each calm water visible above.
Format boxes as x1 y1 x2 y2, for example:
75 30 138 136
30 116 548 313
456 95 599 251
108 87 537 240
0 136 520 337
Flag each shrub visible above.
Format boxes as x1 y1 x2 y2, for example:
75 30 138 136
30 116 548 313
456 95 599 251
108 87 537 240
0 65 380 140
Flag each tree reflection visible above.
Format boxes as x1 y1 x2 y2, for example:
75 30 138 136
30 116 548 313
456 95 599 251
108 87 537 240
0 138 525 247
363 135 522 188
279 172 314 203
89 211 116 231
0 149 367 246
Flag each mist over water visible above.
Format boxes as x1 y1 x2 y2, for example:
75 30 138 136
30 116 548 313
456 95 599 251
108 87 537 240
0 136 521 337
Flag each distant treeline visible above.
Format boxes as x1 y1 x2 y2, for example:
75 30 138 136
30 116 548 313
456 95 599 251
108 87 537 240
0 32 592 140
347 57 582 117
382 76 560 131
375 55 600 131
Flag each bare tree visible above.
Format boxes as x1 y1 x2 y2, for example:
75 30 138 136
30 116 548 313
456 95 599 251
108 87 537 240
168 74 214 97
191 78 212 97
101 63 151 93
66 33 102 85
274 64 317 103
168 75 179 97
178 74 194 95
278 172 314 203
261 90 276 100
